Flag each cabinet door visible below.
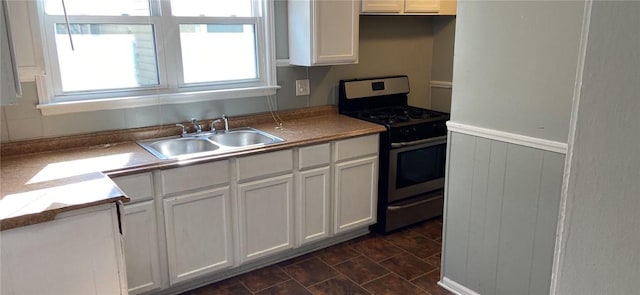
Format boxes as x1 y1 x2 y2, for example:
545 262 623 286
163 187 233 285
361 0 403 13
314 0 359 65
438 0 456 15
289 0 359 66
123 201 161 294
404 0 439 13
1 204 126 295
333 156 378 234
297 167 331 246
238 174 294 263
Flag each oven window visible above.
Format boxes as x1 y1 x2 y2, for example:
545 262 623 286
396 144 446 189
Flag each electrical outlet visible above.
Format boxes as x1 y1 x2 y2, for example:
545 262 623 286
295 79 310 96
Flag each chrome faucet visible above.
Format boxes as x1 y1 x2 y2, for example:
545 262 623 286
175 123 188 136
191 118 202 134
210 119 221 133
221 114 229 132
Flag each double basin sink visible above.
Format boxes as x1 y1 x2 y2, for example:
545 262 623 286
138 127 285 160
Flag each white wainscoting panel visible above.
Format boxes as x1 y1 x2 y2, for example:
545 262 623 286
447 121 568 154
442 131 565 295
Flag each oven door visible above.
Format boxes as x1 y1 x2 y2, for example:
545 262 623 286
388 136 447 203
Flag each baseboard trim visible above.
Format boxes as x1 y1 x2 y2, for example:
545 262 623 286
446 121 568 154
439 277 482 295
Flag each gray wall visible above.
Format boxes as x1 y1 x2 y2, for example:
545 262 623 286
442 1 586 294
554 1 640 294
430 16 455 113
450 1 584 143
444 132 564 295
0 4 452 143
308 15 436 109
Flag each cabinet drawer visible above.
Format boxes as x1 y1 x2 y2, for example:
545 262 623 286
237 150 293 181
299 143 331 170
111 172 154 203
333 134 379 162
161 161 229 195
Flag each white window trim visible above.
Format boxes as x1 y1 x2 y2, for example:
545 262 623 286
33 0 279 116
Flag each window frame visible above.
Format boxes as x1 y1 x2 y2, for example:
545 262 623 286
35 0 278 115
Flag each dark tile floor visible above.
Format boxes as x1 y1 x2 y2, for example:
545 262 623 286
182 218 452 295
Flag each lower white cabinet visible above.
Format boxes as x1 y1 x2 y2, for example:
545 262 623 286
163 187 233 285
333 156 378 234
123 201 161 294
297 166 331 245
238 174 294 263
112 133 380 293
1 204 127 295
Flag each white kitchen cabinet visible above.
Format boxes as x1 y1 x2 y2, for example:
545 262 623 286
122 201 162 294
288 0 359 66
1 0 20 105
238 174 294 263
333 156 378 234
3 0 43 82
332 135 379 234
361 0 403 13
361 0 456 15
297 167 331 245
112 173 161 294
112 172 154 203
0 203 127 295
405 0 439 13
159 160 233 285
163 186 233 285
296 143 332 246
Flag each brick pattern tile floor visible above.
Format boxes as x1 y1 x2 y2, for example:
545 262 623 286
181 218 452 295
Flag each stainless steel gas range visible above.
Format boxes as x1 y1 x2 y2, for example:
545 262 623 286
339 75 450 233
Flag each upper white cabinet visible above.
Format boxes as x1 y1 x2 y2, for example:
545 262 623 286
4 0 43 82
361 0 403 13
405 0 439 13
288 0 359 66
361 0 456 15
1 0 20 105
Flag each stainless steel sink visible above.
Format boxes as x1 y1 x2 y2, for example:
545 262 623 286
138 127 285 160
208 128 284 147
147 138 219 158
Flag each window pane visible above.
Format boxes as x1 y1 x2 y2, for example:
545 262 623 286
55 24 159 92
179 24 257 84
45 0 150 16
171 0 252 17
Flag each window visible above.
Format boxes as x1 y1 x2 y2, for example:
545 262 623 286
37 0 277 114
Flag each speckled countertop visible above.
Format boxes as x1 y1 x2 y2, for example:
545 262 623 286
0 106 385 231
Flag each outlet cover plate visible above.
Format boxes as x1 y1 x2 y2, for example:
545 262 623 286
295 79 310 96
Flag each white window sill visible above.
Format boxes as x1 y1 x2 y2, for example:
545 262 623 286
36 85 280 116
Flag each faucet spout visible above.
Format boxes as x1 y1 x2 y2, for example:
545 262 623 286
191 118 202 134
221 115 229 132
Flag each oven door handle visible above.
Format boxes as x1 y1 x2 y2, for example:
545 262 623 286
391 136 447 148
388 198 435 211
